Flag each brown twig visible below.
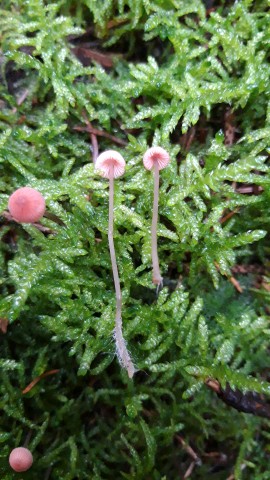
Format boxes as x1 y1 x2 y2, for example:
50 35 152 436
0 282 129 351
74 124 127 147
43 211 65 226
17 89 30 106
22 369 60 394
176 434 201 479
82 111 99 163
0 318 8 334
236 185 263 194
2 211 55 234
107 18 129 29
229 275 243 293
205 378 221 393
183 461 196 479
231 264 265 275
71 47 115 68
180 126 196 152
219 208 239 224
224 108 236 146
202 451 227 461
23 430 33 448
215 262 243 293
206 379 270 418
176 435 201 465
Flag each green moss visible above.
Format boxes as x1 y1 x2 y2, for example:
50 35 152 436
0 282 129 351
0 0 270 478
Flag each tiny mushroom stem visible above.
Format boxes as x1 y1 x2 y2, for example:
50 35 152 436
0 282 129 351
152 161 162 286
95 150 135 379
143 146 170 287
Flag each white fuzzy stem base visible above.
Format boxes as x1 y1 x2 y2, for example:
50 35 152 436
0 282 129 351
109 172 135 378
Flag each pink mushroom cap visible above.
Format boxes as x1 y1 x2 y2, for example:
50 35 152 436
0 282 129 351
8 187 46 223
143 146 170 171
95 150 126 179
9 447 33 472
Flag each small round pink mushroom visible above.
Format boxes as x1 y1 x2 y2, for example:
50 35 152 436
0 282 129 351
8 187 46 223
95 150 135 379
9 447 33 472
143 146 170 171
95 150 126 179
143 146 170 287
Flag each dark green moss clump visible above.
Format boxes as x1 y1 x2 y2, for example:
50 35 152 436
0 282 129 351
0 1 269 478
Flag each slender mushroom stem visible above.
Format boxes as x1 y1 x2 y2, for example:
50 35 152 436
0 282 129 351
108 168 135 378
151 162 162 287
143 146 170 288
23 431 32 448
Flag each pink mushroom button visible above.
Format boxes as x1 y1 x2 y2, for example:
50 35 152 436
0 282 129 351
143 146 170 171
9 447 33 472
95 150 126 178
8 187 46 223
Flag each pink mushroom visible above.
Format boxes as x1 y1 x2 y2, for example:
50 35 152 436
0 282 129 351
95 150 135 379
8 187 46 223
9 447 33 472
143 146 170 287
